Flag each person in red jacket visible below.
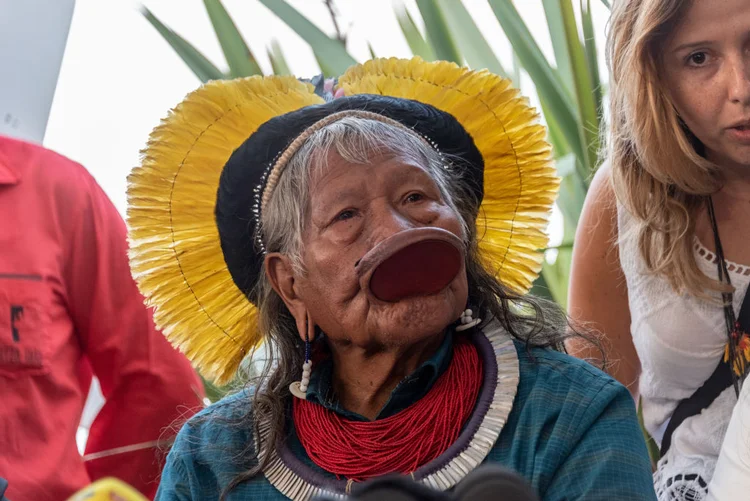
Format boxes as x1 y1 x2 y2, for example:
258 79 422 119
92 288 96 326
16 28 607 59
0 135 205 501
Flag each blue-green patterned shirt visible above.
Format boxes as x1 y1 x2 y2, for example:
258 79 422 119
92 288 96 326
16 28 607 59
156 339 657 500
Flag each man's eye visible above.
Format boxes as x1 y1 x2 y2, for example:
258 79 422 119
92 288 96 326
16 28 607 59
335 209 356 221
405 193 424 203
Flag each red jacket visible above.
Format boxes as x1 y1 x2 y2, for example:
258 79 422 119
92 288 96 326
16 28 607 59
0 136 204 501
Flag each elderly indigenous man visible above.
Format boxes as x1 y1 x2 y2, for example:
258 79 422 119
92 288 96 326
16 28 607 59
126 58 657 501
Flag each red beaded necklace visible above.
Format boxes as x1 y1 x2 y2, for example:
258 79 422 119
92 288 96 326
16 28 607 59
292 336 483 481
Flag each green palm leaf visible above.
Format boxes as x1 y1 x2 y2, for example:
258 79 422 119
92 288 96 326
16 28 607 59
415 0 462 64
268 39 291 75
555 153 587 232
140 6 224 83
542 0 575 98
394 6 435 60
581 0 604 129
487 0 585 166
259 0 357 75
203 0 263 77
560 0 600 180
435 0 506 76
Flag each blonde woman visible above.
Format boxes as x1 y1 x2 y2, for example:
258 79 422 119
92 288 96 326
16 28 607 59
568 0 750 499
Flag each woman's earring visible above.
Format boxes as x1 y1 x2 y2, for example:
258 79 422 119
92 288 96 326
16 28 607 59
455 308 481 332
289 314 314 400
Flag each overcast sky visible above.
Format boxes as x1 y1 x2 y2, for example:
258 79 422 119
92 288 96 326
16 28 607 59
43 0 609 217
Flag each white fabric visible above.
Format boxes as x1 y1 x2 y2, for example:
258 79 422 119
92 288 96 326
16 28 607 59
617 205 748 500
707 379 750 500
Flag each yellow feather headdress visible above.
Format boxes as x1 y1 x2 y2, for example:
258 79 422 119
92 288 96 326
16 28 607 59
127 57 559 384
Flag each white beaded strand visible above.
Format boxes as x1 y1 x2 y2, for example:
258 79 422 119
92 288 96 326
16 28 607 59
290 337 313 400
300 361 312 392
455 308 481 332
289 365 311 399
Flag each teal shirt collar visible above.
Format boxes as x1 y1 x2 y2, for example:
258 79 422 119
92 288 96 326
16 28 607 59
305 331 454 421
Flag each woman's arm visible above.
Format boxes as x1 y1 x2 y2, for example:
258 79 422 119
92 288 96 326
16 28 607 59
566 164 641 399
706 380 750 500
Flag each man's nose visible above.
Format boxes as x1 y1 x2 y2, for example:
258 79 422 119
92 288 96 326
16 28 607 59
367 204 419 249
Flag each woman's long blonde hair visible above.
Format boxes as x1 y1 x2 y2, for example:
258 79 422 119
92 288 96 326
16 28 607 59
607 0 729 296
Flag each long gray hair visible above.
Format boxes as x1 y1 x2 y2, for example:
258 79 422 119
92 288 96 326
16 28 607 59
220 117 579 498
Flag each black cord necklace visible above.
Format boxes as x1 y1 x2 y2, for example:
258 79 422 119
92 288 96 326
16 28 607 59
706 196 746 395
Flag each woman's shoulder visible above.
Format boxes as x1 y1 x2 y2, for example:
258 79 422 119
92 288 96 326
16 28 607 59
580 161 620 234
589 160 638 236
570 162 628 284
588 160 616 203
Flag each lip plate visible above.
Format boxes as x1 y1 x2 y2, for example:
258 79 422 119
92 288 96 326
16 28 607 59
356 227 465 303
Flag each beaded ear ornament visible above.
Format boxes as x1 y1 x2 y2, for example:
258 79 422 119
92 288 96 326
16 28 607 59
289 332 313 400
455 309 482 332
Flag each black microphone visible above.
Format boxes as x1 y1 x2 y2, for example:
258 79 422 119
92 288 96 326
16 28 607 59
348 475 452 501
452 465 540 501
312 464 539 501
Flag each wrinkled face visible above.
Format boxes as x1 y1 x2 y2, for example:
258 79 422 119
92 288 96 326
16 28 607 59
291 151 468 349
663 0 750 171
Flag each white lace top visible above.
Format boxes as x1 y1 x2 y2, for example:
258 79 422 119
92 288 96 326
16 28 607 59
617 205 749 500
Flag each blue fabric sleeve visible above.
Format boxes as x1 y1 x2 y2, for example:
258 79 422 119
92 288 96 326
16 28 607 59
153 390 256 501
155 452 193 501
544 381 657 500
